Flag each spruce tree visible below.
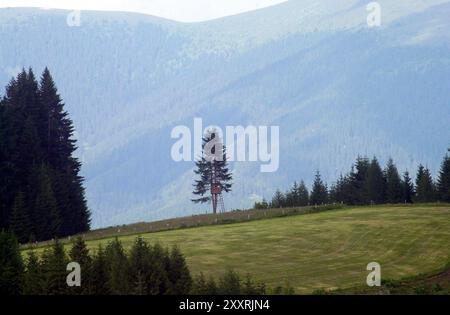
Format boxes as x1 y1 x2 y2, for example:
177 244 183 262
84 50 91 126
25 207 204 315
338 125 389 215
23 251 42 295
415 165 435 202
365 157 386 204
0 103 6 230
68 237 92 294
285 183 297 207
90 245 110 295
152 243 170 294
38 68 90 236
353 156 370 204
342 167 359 205
0 231 24 295
401 171 415 203
328 183 338 204
191 273 209 295
192 129 232 214
218 269 241 295
385 158 403 203
0 70 42 231
105 237 130 295
204 276 219 295
330 175 346 204
128 237 166 295
310 171 328 205
166 245 192 295
436 154 450 202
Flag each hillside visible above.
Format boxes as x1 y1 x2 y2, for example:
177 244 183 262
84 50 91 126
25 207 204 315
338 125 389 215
2 1 450 227
24 204 450 294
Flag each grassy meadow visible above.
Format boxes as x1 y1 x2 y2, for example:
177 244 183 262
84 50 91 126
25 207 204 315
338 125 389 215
23 204 450 293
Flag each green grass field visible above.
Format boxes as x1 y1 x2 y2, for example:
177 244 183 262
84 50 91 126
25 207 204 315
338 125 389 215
24 204 450 293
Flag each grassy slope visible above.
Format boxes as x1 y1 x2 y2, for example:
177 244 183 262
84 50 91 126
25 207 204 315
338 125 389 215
24 204 450 293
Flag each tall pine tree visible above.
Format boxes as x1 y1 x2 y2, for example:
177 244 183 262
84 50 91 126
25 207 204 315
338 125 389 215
192 129 232 214
68 237 92 295
39 69 90 236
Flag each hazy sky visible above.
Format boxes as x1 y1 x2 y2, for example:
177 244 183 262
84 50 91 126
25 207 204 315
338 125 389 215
0 0 288 22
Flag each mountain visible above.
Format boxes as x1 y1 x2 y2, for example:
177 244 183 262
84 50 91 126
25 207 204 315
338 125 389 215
1 0 449 227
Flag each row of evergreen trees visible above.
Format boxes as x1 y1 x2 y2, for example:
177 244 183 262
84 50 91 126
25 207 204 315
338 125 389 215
257 151 450 208
0 68 91 243
0 232 191 295
0 231 290 295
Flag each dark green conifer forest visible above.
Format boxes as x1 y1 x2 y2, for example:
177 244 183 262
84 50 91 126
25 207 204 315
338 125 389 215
0 68 90 242
260 151 450 209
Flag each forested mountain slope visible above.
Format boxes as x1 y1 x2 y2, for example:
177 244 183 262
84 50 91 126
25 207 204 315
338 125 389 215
1 0 449 227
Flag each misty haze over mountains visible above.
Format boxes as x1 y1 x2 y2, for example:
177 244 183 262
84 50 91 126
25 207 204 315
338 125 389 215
1 0 449 227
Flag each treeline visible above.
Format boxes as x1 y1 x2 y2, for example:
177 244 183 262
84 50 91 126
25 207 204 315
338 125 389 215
0 68 90 243
256 151 450 208
0 231 293 295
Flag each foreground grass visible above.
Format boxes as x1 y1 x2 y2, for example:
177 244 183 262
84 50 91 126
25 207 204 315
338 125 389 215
24 204 450 294
327 261 450 295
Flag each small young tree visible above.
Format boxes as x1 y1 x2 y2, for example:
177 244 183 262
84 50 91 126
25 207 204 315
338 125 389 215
242 274 266 295
128 237 165 295
23 251 42 295
68 237 92 295
218 269 241 295
40 239 68 295
192 129 232 214
253 199 269 209
191 273 219 295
